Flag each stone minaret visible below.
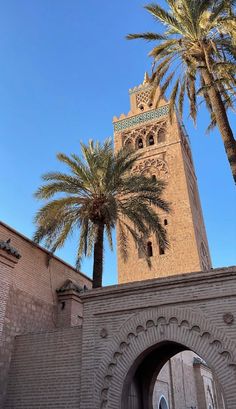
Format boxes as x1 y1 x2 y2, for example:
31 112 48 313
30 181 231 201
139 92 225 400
113 73 212 284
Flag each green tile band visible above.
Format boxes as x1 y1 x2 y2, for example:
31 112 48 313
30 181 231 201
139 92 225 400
114 105 169 132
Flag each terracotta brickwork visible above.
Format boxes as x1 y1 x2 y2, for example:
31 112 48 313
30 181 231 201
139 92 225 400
153 351 225 409
0 221 91 303
0 221 91 406
113 76 211 283
79 267 236 409
4 327 83 409
3 266 236 408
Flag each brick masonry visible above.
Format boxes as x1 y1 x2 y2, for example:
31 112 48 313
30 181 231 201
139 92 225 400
114 77 211 283
0 221 91 406
2 259 236 408
4 327 83 409
1 77 235 409
79 267 236 409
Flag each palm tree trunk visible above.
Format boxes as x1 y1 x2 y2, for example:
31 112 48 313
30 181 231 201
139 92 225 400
92 222 104 288
201 68 236 184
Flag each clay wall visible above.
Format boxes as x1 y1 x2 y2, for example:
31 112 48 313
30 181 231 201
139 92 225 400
4 327 82 409
79 267 236 409
0 221 91 405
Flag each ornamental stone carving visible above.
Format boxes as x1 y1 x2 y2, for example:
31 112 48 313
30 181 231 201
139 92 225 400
223 313 234 325
96 306 236 409
132 157 168 178
122 121 167 148
100 328 108 338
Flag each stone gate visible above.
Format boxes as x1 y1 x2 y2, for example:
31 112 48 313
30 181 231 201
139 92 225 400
79 267 236 409
1 224 236 409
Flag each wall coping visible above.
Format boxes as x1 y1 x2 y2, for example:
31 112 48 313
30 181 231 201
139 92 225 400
0 220 92 283
81 266 236 301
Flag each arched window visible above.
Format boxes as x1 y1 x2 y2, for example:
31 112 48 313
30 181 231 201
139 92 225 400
159 395 169 409
137 138 144 149
158 128 166 143
164 219 168 226
152 175 157 182
124 139 133 149
148 133 155 146
147 241 153 257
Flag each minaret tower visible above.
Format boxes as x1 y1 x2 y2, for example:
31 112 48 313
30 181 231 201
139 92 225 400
113 73 212 284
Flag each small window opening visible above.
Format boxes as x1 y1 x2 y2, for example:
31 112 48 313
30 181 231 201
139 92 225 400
149 102 153 108
138 138 143 149
147 241 153 257
148 134 154 146
139 104 144 111
164 219 168 226
152 175 157 182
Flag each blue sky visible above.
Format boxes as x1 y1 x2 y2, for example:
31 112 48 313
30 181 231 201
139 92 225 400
0 1 235 285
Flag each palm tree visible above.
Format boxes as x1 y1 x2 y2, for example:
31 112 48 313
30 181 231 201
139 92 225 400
33 139 170 288
127 0 236 184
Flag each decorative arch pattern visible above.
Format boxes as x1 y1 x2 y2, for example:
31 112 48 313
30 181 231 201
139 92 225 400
96 306 236 409
122 121 167 150
132 158 168 179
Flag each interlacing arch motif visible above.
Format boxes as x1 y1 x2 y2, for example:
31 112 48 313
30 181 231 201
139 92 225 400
132 157 168 179
122 121 167 150
96 306 236 409
136 89 153 107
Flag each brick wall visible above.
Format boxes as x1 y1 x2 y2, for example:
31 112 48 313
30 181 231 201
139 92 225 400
79 267 236 409
0 221 91 406
4 327 82 409
0 221 91 304
114 79 211 284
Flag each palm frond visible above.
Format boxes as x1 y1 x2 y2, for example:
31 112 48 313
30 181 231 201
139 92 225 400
169 79 180 121
126 32 167 41
34 139 170 286
157 71 175 105
186 73 197 124
178 77 186 118
145 3 181 32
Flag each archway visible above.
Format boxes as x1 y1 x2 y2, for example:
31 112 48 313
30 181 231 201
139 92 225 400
122 341 187 409
124 345 225 409
97 307 236 409
158 396 168 409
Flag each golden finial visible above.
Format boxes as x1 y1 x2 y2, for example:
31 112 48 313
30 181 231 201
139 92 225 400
143 72 150 85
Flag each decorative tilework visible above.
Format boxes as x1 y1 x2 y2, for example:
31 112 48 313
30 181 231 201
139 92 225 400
114 105 169 132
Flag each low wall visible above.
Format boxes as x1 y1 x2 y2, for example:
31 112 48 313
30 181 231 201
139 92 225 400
4 327 83 409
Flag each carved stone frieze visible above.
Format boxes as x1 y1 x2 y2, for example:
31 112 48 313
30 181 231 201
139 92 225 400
223 313 234 325
132 157 168 178
122 121 167 148
100 328 108 338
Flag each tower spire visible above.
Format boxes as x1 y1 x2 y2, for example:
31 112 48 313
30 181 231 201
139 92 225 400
143 71 150 85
